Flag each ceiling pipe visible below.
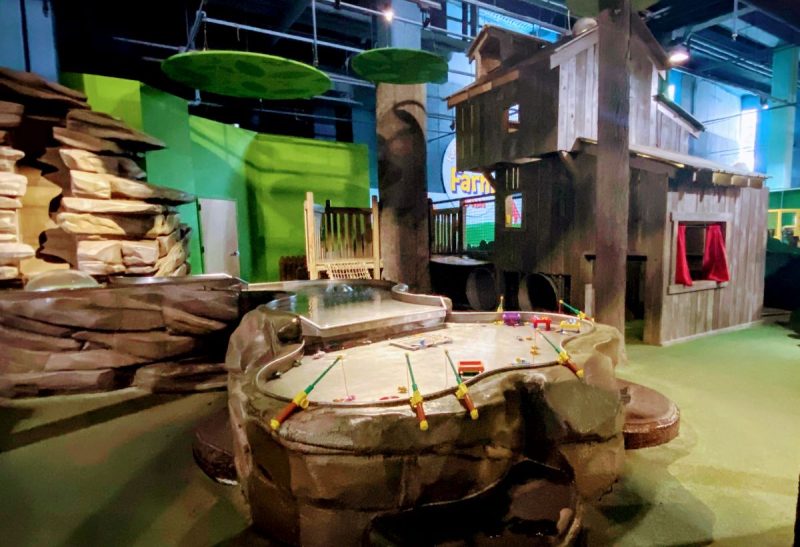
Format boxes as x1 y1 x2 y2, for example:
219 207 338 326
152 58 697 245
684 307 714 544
113 33 374 92
458 0 567 35
192 100 363 123
674 66 786 102
690 38 772 77
203 16 366 53
315 0 474 40
114 37 182 50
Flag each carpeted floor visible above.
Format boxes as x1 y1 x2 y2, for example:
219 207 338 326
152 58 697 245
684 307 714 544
0 323 798 546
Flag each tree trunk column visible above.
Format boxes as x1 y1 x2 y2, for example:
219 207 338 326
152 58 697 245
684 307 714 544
594 0 631 332
376 82 430 292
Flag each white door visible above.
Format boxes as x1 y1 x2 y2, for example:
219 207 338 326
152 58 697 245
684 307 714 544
198 198 240 277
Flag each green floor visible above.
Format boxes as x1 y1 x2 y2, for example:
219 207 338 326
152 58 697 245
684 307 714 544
1 323 798 546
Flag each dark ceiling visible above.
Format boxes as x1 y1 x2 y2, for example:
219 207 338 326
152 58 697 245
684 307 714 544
50 0 800 134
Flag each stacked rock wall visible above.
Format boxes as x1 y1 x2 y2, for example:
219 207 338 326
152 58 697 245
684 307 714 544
0 100 35 280
0 67 194 279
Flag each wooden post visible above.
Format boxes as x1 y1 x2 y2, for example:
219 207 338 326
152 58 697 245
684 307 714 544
376 83 431 291
594 0 631 332
303 191 318 280
371 195 381 279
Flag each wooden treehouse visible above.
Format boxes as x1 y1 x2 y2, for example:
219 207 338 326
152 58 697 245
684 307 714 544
447 23 768 345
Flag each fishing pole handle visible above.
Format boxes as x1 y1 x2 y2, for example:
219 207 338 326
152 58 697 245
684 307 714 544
271 402 299 430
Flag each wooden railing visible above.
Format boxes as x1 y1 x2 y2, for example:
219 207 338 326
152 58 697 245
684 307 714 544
304 192 381 280
430 205 464 255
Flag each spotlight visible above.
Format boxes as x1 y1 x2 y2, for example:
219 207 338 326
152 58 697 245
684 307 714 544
383 8 394 22
667 43 690 65
762 103 769 110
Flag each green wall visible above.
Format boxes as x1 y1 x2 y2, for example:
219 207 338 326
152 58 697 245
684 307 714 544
188 116 370 281
59 74 370 282
769 188 800 209
140 86 203 272
61 73 144 130
768 189 800 233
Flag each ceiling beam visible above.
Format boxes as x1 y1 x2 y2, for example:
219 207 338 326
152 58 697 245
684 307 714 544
270 0 310 45
681 63 771 96
670 5 756 40
746 0 800 29
697 25 771 63
741 11 800 46
647 0 734 38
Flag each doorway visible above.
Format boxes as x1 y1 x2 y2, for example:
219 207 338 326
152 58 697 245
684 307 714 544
625 257 646 342
198 198 240 277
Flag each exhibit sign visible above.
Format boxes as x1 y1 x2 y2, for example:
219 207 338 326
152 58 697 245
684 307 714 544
440 138 495 249
441 138 495 202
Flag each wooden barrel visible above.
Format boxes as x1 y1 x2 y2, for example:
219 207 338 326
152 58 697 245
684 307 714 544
518 273 559 311
465 268 498 311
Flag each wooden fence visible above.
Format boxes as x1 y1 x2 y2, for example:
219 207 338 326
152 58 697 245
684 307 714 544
430 204 465 255
303 192 381 280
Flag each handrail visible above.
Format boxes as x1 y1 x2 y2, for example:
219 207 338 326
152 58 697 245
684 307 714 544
431 193 495 207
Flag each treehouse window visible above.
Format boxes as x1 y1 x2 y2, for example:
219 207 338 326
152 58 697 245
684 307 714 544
504 104 520 133
505 193 523 229
670 219 730 294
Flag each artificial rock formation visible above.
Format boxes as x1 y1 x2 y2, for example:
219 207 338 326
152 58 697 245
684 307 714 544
0 144 34 281
0 66 194 279
0 276 242 397
40 117 194 277
225 304 627 546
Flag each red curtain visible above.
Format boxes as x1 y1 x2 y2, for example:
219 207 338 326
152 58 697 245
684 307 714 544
675 224 693 286
702 223 730 282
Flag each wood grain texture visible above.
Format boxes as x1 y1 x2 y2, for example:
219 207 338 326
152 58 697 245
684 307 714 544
377 83 430 290
594 0 631 332
657 185 768 343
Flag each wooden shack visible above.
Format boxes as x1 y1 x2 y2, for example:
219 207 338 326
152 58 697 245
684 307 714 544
447 24 768 345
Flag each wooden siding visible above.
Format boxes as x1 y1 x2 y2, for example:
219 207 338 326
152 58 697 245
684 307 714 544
456 32 691 169
492 156 765 344
657 184 768 343
493 156 667 322
455 61 558 171
554 39 690 154
556 43 598 150
627 45 658 148
655 110 691 154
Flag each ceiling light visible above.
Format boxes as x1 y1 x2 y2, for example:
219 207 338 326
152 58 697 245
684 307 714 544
762 103 769 110
383 8 394 22
667 43 690 65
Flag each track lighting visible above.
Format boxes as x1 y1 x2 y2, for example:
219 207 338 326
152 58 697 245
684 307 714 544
667 43 690 65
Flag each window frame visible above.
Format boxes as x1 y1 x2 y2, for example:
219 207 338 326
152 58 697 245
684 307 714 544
504 191 524 230
503 103 520 134
668 211 732 295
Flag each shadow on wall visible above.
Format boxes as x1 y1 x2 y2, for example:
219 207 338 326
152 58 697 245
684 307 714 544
242 131 370 282
377 99 430 290
189 116 370 282
190 117 255 281
764 239 800 312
